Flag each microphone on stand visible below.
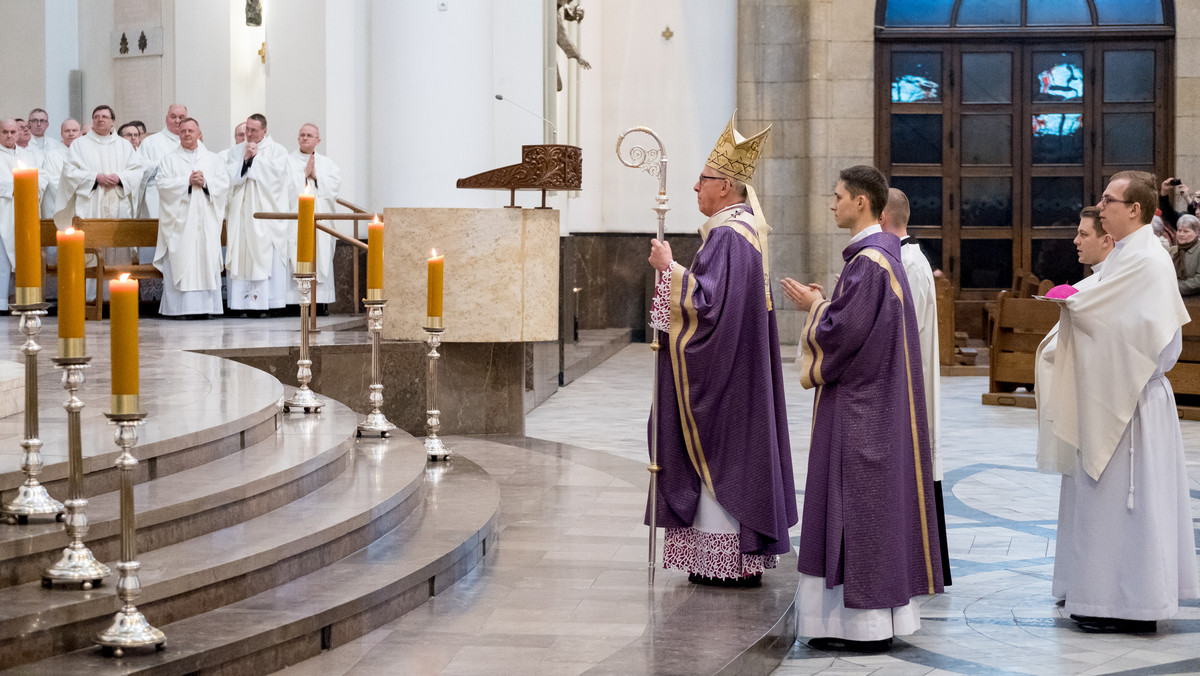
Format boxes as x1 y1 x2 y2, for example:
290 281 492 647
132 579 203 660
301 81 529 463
495 94 558 142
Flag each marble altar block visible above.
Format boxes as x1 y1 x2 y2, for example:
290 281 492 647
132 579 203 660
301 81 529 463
382 208 559 342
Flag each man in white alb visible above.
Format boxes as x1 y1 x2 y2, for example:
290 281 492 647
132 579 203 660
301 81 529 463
154 118 227 318
28 109 66 218
60 119 81 148
224 113 291 314
54 105 142 229
287 123 341 305
879 187 951 586
137 104 190 219
1036 172 1198 634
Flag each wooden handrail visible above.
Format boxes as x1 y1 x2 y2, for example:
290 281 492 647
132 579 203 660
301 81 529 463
251 212 368 251
336 197 370 214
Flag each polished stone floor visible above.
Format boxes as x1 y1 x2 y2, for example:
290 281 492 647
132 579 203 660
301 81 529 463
526 345 1200 676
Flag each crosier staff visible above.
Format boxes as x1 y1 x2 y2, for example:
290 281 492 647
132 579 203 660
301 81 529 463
615 127 669 585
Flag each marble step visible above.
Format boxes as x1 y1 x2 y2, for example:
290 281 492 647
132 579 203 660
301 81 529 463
15 450 499 676
0 402 359 588
0 429 432 670
0 351 283 505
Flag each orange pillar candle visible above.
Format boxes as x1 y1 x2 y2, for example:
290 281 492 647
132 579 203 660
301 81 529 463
57 228 86 356
109 274 139 413
366 215 384 300
13 164 42 303
296 192 315 274
427 249 444 325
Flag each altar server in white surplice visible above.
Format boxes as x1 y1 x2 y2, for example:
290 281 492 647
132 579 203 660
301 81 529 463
879 186 951 587
154 118 227 318
224 113 291 314
1037 171 1198 635
54 105 142 229
287 123 341 305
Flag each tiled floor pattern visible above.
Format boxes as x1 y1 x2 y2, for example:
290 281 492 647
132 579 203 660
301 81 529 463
526 344 1200 676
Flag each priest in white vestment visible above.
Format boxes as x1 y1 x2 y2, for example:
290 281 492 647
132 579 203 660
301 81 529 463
224 114 291 313
1036 172 1198 634
27 109 65 158
880 187 951 586
154 118 227 317
287 123 341 305
136 105 190 219
53 105 142 229
60 119 81 148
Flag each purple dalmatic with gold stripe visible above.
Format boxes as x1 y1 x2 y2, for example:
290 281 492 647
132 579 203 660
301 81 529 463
797 231 944 609
648 204 797 560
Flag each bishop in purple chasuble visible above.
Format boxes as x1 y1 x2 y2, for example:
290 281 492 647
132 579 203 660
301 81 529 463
648 205 798 560
797 231 944 609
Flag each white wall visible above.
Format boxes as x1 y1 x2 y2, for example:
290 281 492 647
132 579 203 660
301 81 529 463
77 0 116 121
264 0 326 152
0 0 47 119
324 0 371 211
595 0 737 234
44 0 79 125
175 0 231 147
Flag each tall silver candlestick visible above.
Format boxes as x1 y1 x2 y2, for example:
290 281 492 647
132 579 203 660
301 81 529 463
357 297 396 437
423 322 450 461
283 272 324 413
2 302 64 524
43 352 111 589
95 411 165 657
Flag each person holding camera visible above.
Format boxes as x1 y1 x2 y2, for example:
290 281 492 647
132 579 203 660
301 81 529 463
1158 177 1194 242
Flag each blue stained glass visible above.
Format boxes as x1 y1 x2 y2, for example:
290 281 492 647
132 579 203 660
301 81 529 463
893 76 940 102
883 0 955 26
1037 63 1084 101
1094 0 1164 24
1032 114 1082 138
1027 0 1092 25
956 0 1019 25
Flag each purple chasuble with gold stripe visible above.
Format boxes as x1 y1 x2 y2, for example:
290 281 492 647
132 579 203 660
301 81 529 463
647 205 797 557
797 231 944 609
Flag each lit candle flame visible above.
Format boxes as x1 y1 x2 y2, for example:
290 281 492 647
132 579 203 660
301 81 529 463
119 272 131 282
14 160 27 170
302 184 314 197
431 248 438 258
372 213 381 224
65 227 76 235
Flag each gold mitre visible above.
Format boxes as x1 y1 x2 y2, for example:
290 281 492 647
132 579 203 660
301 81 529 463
705 112 771 182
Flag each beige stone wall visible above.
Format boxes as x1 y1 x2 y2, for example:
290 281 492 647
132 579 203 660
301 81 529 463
738 0 875 345
1176 0 1200 184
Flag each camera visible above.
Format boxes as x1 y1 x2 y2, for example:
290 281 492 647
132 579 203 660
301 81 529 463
1169 178 1183 186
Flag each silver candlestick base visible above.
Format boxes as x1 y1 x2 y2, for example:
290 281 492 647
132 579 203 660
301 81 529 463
357 298 396 437
283 273 324 414
43 355 111 590
95 411 165 657
423 325 450 461
3 303 64 525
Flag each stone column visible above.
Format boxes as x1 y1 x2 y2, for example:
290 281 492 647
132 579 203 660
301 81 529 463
737 0 874 345
1176 1 1200 183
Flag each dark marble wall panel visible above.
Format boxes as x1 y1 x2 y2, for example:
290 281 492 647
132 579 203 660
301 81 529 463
330 240 367 315
562 234 701 341
225 341 526 437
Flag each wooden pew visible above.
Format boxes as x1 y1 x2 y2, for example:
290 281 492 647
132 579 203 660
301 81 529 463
935 276 976 368
1168 303 1200 420
981 290 1061 407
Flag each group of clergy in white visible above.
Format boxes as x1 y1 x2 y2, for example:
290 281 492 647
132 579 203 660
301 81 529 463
0 103 342 316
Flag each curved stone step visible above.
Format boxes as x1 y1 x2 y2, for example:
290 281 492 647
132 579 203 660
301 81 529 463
13 450 499 675
0 426 431 670
0 401 359 588
0 351 283 505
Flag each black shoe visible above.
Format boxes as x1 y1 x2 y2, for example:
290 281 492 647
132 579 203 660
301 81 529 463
687 572 762 588
1075 617 1157 634
807 637 893 653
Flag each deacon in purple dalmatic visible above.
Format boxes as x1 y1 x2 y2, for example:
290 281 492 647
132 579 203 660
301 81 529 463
783 165 942 649
645 113 797 586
